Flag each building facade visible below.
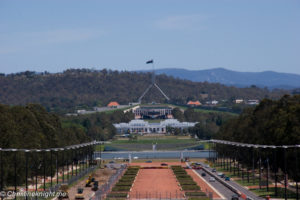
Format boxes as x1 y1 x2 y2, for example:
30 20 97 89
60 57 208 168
133 106 173 119
114 119 197 134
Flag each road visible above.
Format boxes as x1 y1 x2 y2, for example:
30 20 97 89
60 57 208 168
197 162 263 200
94 150 212 159
195 168 237 199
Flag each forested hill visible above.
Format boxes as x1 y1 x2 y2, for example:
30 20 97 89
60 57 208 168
0 104 90 149
0 69 288 113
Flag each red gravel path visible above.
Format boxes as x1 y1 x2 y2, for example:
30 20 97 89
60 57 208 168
129 168 185 199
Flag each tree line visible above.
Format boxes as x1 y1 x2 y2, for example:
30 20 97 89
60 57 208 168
61 110 134 141
171 107 235 139
216 94 300 182
0 103 91 186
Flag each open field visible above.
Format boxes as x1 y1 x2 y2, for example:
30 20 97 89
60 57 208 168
111 135 197 144
104 135 207 151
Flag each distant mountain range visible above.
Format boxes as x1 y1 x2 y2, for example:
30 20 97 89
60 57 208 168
143 68 300 89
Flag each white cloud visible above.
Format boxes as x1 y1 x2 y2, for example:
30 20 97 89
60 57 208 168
0 28 104 54
155 14 208 31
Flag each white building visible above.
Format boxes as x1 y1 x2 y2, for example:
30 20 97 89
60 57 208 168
114 119 197 134
247 99 259 105
206 100 219 105
235 99 244 104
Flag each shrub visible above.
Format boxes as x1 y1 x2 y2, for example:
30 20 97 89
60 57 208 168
122 175 136 178
107 193 128 198
177 177 193 181
181 185 200 191
180 182 197 186
179 180 197 185
115 182 132 187
176 174 191 178
185 192 206 197
118 179 134 183
111 186 131 192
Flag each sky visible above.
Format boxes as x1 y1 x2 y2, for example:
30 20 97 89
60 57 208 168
0 0 300 74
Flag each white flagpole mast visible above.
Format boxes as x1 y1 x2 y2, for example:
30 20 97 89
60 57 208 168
138 59 169 103
152 60 155 85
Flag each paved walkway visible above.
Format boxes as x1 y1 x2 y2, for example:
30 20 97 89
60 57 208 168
129 168 185 199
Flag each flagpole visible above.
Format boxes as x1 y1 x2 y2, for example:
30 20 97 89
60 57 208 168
152 60 155 85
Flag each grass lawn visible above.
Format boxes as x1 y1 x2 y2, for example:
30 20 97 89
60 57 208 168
164 103 238 116
213 165 271 186
250 187 297 199
110 137 198 144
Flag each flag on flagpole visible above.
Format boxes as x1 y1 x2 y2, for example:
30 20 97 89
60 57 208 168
146 60 153 64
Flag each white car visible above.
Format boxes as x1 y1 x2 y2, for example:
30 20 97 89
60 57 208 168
133 156 139 159
209 177 216 182
217 172 224 177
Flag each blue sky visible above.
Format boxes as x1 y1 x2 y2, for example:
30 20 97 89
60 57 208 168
0 0 299 74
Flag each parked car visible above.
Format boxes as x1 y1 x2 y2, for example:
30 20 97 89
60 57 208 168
209 177 216 182
192 166 202 170
161 163 168 166
145 160 152 163
212 168 216 172
231 194 239 200
225 176 230 181
201 172 206 177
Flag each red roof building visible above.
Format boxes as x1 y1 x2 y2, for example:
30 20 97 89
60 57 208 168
107 101 120 107
187 101 201 107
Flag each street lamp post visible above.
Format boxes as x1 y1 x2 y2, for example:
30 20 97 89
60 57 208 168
25 150 29 200
50 150 53 188
283 146 288 200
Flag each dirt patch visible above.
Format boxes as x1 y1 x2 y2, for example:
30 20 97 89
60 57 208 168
67 168 115 199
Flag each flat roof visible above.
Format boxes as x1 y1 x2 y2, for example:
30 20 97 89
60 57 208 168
139 106 171 109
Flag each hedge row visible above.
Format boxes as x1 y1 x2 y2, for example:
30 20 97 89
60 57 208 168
182 185 200 191
111 186 131 192
106 193 128 198
111 166 140 192
171 165 202 193
185 192 207 197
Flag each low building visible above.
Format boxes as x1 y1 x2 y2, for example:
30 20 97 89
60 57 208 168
235 99 244 104
133 105 173 119
114 119 197 134
107 101 120 108
247 99 259 105
187 100 202 107
206 100 218 105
